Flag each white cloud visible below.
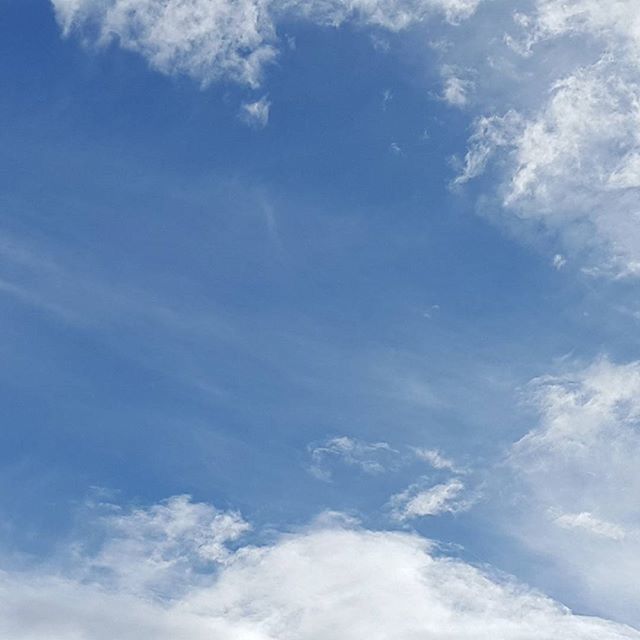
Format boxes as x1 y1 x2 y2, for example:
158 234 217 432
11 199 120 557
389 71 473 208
459 58 640 276
455 1 640 277
413 447 462 472
509 0 640 58
454 110 523 185
51 0 277 87
80 495 249 598
508 357 640 625
240 95 271 128
50 0 484 87
1 498 638 639
553 512 627 541
308 436 398 480
390 477 469 520
281 0 483 30
552 253 566 270
440 66 474 107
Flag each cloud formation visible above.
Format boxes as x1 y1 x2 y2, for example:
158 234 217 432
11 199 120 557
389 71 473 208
390 477 469 520
240 95 271 127
1 495 638 639
508 357 640 625
456 0 640 276
50 0 483 87
308 436 398 480
307 436 465 481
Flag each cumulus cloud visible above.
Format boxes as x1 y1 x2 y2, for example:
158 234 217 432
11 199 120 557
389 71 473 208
508 357 640 625
50 0 483 87
1 496 638 639
79 495 249 597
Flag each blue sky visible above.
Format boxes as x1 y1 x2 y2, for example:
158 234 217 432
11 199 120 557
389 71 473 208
2 1 640 638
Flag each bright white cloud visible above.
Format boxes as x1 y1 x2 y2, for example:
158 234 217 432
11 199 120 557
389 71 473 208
508 357 640 625
390 477 469 520
1 498 638 639
80 495 249 597
50 0 483 86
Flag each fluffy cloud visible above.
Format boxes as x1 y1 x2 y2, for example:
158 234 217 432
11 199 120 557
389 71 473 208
459 58 640 275
79 495 249 597
1 496 638 639
50 0 483 87
454 0 640 276
508 357 640 625
52 0 277 87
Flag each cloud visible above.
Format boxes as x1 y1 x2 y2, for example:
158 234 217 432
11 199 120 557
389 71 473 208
308 436 398 480
79 495 250 598
240 95 271 128
51 0 277 87
552 254 566 270
390 477 469 520
413 447 464 472
553 512 627 542
507 357 640 625
50 0 484 87
508 0 640 58
440 65 474 107
307 437 464 481
1 495 639 639
455 1 640 276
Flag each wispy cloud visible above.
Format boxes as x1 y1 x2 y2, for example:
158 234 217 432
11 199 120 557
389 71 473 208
240 95 271 128
507 357 640 624
389 477 470 520
308 436 398 481
454 1 640 277
307 436 465 482
50 0 484 88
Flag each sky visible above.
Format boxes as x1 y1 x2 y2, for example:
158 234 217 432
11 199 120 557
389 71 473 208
2 0 640 637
